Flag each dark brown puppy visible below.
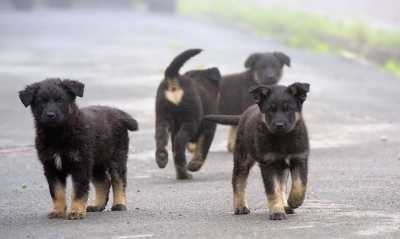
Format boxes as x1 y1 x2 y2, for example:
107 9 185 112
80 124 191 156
19 79 138 220
155 49 221 179
218 52 291 152
205 82 310 220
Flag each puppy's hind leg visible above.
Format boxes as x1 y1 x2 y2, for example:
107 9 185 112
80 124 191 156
173 123 196 180
110 159 128 211
155 120 170 169
187 122 216 172
227 126 237 153
87 166 111 212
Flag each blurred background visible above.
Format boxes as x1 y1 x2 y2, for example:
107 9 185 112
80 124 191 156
2 0 399 74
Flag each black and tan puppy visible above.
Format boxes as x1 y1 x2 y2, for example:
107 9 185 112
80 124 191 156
205 82 310 220
155 49 221 179
218 52 291 152
19 79 138 220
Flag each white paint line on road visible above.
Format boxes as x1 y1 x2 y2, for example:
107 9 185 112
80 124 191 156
285 225 315 230
133 175 151 179
114 234 154 239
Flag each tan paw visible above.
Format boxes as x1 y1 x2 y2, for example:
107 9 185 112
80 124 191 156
187 160 204 172
47 211 66 219
67 211 86 220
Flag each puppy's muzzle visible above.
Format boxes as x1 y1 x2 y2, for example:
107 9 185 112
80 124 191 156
271 121 290 134
46 112 57 120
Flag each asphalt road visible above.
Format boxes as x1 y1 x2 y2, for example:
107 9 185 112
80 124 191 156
1 10 400 239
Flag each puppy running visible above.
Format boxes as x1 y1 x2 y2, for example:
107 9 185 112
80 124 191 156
155 49 221 179
205 82 310 220
19 79 138 220
218 52 291 152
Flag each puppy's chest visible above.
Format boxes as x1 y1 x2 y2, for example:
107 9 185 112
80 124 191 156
50 151 80 171
253 135 308 165
258 151 309 166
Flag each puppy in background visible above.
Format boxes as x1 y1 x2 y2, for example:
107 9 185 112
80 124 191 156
205 82 310 220
218 52 291 152
19 79 138 219
155 49 221 179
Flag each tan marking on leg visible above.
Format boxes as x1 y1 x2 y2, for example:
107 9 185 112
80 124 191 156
165 78 184 105
193 136 204 161
48 182 66 218
71 198 87 214
227 127 237 153
112 179 126 206
68 193 87 219
281 169 289 207
233 176 248 210
267 177 285 214
187 136 206 172
288 177 306 209
93 181 108 208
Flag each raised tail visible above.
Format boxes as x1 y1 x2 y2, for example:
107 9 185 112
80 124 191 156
165 48 202 79
203 114 241 126
117 110 139 131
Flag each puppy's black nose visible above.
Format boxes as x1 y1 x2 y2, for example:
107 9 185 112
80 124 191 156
275 122 285 130
47 112 56 119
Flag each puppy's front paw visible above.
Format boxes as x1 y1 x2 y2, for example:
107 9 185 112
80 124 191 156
86 205 105 212
47 211 66 219
187 160 203 172
284 206 295 214
156 149 168 168
269 212 287 220
234 207 250 215
176 172 193 180
67 211 86 220
111 204 127 211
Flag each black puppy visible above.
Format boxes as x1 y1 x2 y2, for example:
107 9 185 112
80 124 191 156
205 82 310 220
155 49 221 179
218 52 291 152
19 79 138 220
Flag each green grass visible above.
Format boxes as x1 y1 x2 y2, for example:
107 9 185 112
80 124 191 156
178 0 400 77
385 59 400 77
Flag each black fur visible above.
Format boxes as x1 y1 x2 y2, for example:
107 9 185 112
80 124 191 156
218 52 291 152
19 78 138 220
205 82 310 220
155 49 222 179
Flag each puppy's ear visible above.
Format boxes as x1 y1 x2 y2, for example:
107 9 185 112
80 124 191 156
249 85 272 105
19 84 37 107
244 53 262 69
273 52 291 67
62 80 84 98
287 82 310 103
